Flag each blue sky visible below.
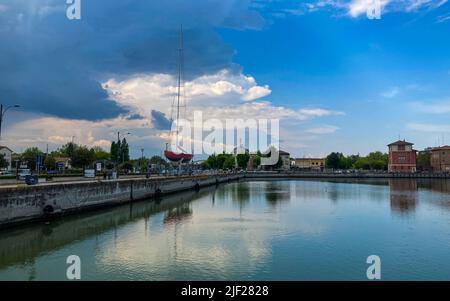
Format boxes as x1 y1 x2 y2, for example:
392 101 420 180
0 0 450 158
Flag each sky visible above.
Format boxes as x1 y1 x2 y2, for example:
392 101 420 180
0 0 449 159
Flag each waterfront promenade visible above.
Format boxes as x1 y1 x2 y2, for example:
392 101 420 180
1 170 449 188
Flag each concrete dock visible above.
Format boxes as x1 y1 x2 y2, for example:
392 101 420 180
0 173 243 228
1 171 449 228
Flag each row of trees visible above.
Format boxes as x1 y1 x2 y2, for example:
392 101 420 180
325 152 389 170
17 141 168 173
110 138 130 163
19 144 112 171
325 151 433 171
202 151 282 170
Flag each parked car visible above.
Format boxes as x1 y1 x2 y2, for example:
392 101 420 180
17 169 31 180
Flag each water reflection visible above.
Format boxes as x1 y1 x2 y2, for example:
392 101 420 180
163 204 193 225
264 181 291 207
1 179 450 280
0 187 210 271
389 179 418 214
213 180 292 210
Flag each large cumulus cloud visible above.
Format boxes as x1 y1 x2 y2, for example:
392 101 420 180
0 0 265 120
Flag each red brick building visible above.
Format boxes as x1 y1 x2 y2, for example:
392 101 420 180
388 140 417 173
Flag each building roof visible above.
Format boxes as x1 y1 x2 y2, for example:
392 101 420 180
295 158 325 161
431 145 450 151
0 145 13 152
387 140 414 146
279 150 290 156
54 156 71 161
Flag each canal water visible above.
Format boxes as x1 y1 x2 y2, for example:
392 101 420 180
1 179 450 280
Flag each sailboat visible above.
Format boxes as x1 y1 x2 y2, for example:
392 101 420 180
164 26 193 164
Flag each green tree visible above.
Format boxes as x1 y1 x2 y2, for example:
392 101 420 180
206 154 218 169
326 152 344 169
119 138 130 163
216 153 232 169
223 155 235 170
71 146 95 168
93 146 110 161
21 147 45 171
0 154 8 169
354 157 371 170
58 142 76 159
120 161 134 173
236 153 250 169
366 152 388 170
22 147 44 161
252 155 261 169
417 152 431 171
44 155 56 170
149 155 166 165
340 155 359 169
110 141 118 163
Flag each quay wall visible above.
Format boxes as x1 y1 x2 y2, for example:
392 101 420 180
245 172 450 179
0 174 242 227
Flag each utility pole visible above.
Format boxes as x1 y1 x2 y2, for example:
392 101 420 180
141 148 144 173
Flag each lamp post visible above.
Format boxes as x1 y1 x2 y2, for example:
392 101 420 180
0 104 20 140
140 148 144 173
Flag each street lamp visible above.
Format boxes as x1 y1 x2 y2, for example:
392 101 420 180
0 104 20 140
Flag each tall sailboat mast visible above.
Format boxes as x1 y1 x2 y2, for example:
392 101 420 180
176 25 183 147
164 25 193 164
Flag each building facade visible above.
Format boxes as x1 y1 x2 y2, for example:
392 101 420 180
388 140 417 173
293 158 325 170
54 157 72 170
430 146 450 173
0 146 13 171
279 150 291 170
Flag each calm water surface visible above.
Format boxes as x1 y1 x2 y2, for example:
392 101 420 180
1 179 450 280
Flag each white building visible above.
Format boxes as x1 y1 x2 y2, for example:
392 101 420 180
279 150 291 170
0 146 13 171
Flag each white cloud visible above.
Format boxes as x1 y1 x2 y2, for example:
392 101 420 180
104 69 343 122
279 0 447 19
3 69 344 156
407 123 450 132
348 0 390 17
242 85 272 101
298 108 344 118
411 100 450 114
381 86 400 98
305 125 340 134
436 12 450 23
3 114 154 153
406 0 432 11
